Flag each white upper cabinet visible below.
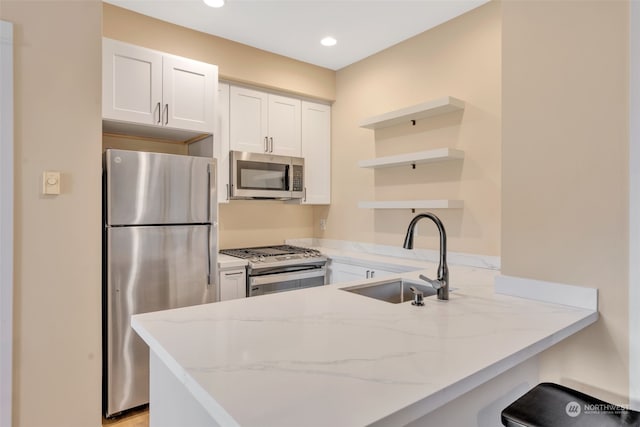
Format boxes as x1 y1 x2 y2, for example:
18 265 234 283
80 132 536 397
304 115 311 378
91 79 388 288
103 39 162 125
162 55 216 133
102 38 217 134
229 86 268 153
267 94 301 157
300 101 330 204
229 86 301 156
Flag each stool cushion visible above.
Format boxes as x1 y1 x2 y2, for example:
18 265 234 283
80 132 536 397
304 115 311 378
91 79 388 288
501 382 640 427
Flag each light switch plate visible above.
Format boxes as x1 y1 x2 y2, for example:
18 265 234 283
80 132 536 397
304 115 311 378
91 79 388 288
42 171 61 195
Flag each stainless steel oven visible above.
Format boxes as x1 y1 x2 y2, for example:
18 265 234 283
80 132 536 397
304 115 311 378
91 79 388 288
247 260 326 297
219 245 327 297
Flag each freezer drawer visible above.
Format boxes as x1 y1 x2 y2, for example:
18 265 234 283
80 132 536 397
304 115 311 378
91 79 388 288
104 225 214 416
105 149 215 225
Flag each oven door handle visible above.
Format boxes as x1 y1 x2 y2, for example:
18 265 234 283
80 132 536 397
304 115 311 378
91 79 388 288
250 269 325 286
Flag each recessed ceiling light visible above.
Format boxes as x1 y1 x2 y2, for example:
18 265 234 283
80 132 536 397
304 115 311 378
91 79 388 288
203 0 224 8
320 37 337 47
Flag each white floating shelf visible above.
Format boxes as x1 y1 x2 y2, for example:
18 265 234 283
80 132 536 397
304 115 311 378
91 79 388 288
358 200 464 210
359 96 465 130
358 148 464 169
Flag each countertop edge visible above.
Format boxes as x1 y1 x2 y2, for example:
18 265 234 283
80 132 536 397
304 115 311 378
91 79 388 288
131 316 242 427
370 310 599 426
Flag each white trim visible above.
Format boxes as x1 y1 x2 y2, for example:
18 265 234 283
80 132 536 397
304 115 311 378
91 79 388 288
494 275 598 311
0 19 13 427
629 0 640 411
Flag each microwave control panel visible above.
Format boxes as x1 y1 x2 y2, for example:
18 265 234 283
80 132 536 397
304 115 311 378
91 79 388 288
292 165 303 192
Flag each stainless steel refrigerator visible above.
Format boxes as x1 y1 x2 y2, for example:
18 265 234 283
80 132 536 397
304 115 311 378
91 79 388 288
103 149 218 417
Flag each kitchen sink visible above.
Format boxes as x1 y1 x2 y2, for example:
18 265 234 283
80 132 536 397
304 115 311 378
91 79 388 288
341 278 437 304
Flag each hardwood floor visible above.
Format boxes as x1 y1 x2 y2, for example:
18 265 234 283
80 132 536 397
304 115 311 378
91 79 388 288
102 407 149 427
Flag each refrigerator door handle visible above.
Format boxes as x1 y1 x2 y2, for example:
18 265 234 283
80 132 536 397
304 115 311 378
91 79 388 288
207 225 212 286
207 163 212 221
206 163 214 287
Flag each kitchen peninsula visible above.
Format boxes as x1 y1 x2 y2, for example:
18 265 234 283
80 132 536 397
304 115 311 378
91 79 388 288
132 262 597 427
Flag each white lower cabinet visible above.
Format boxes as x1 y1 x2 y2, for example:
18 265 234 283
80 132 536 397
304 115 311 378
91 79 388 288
328 261 397 285
219 267 246 301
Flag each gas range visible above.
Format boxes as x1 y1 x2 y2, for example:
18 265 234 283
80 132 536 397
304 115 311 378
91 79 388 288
220 245 326 267
220 245 328 297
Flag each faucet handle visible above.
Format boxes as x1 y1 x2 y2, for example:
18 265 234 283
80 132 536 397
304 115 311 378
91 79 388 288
419 274 444 290
409 286 424 306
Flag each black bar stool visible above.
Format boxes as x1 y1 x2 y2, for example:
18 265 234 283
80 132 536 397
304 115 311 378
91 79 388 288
501 382 640 426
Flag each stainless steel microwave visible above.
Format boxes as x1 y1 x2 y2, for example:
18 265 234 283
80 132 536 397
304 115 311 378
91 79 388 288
229 151 304 200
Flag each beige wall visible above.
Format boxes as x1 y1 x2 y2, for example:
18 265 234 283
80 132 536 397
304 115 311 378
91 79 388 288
103 4 327 249
218 201 313 249
0 1 103 426
502 0 629 401
321 2 501 255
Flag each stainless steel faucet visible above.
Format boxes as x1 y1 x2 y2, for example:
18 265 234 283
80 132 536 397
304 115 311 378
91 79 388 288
402 213 449 300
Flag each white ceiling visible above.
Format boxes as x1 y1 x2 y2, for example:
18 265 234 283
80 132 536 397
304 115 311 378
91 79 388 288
103 0 490 70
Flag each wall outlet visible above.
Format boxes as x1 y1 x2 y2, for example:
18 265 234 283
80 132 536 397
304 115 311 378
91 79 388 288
319 218 327 231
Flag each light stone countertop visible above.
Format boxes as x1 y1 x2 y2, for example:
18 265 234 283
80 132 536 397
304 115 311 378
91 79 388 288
217 253 248 269
132 260 598 427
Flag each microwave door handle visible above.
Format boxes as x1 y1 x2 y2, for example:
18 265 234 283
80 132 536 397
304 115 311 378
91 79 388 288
285 164 291 191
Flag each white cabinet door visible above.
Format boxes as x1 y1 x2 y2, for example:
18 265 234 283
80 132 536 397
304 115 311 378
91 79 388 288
229 86 268 153
103 38 162 125
268 94 301 156
215 83 231 203
329 262 367 284
300 101 331 204
162 55 216 133
328 261 396 285
219 268 246 301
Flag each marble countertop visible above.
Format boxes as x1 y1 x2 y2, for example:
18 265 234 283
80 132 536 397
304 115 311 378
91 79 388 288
132 261 598 427
217 253 248 269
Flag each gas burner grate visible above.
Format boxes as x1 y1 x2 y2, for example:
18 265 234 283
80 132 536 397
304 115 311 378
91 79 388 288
220 245 321 260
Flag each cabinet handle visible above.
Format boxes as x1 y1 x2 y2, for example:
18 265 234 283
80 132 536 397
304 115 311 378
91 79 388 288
226 183 230 201
264 137 269 152
224 272 244 277
156 102 161 124
366 270 370 279
371 271 375 278
304 187 307 202
164 104 169 125
269 137 274 153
